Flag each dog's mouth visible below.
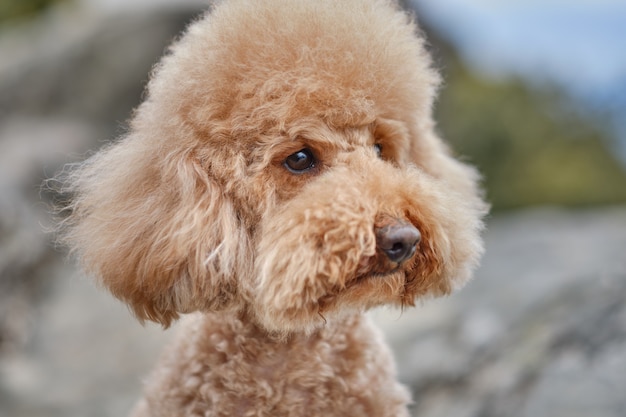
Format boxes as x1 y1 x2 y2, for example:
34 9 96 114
348 252 411 288
315 256 413 317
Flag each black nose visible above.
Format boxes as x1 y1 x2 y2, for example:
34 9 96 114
376 222 421 264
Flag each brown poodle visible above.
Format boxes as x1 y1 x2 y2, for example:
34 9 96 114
59 0 487 415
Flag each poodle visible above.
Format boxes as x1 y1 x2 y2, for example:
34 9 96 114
59 0 487 415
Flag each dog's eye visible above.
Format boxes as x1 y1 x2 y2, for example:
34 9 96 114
374 143 383 158
284 148 316 173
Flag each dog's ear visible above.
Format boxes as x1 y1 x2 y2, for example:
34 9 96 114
410 127 486 211
374 118 484 208
58 132 249 327
405 127 488 290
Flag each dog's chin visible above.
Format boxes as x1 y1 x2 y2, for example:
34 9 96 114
355 269 401 283
354 252 406 281
339 267 410 302
252 269 409 336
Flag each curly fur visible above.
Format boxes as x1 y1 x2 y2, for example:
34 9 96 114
58 0 487 415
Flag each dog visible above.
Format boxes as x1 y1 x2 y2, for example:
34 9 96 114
59 0 487 415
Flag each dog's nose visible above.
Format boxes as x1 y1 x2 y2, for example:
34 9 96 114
375 221 421 264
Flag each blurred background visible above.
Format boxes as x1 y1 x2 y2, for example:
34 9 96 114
1 0 625 416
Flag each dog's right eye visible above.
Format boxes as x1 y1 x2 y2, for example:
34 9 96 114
284 149 316 173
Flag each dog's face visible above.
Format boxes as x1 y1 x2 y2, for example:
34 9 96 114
61 0 486 333
249 122 475 333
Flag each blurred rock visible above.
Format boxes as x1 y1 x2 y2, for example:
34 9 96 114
0 1 203 139
0 117 95 354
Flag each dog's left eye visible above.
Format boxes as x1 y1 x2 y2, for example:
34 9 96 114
374 143 383 158
284 148 316 173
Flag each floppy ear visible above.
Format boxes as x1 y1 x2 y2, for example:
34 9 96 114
410 124 487 212
59 131 249 327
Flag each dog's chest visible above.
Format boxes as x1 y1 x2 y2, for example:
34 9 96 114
149 313 411 416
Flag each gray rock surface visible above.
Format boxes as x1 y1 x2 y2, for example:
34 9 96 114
0 2 202 138
1 3 625 417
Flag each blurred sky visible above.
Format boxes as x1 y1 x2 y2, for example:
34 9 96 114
412 0 626 160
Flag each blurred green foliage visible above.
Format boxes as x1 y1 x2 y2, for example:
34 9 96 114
0 0 67 24
433 41 626 211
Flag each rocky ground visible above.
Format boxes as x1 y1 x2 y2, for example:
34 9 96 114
1 2 625 417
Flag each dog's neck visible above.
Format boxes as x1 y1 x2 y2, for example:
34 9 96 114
172 309 374 369
205 308 364 346
144 310 407 415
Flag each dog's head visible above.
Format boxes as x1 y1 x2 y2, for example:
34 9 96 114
60 0 487 332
